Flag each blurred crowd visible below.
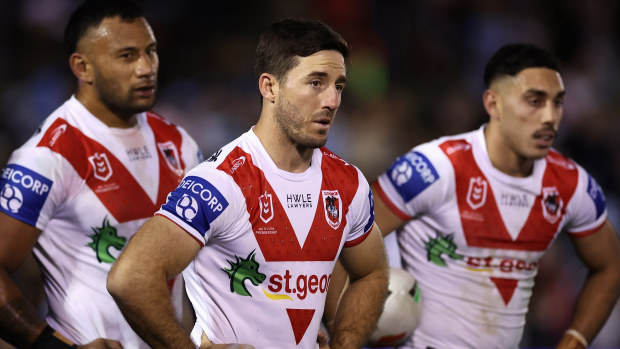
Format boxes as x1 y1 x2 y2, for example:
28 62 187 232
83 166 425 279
1 0 619 347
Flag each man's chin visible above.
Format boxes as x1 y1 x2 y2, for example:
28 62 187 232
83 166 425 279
531 148 551 160
130 98 157 113
298 137 327 149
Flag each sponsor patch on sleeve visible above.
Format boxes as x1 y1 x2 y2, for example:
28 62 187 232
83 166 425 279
363 188 375 233
387 151 439 203
587 174 606 219
161 176 229 236
0 164 53 226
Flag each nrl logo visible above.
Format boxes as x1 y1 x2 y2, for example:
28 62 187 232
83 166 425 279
322 190 341 230
259 191 274 223
88 152 112 181
158 141 183 176
466 176 487 210
541 187 563 224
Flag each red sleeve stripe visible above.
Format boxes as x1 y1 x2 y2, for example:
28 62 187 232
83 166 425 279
343 227 371 248
567 219 607 238
373 181 411 221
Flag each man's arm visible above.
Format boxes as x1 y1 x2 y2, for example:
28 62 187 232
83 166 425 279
0 213 47 347
557 220 620 349
329 223 389 349
0 213 122 349
372 182 407 238
323 182 405 332
107 215 200 349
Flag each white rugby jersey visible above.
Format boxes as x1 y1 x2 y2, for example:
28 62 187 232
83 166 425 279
0 96 201 347
375 126 607 349
157 128 375 349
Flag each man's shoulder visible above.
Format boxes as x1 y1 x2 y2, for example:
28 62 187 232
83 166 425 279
545 148 578 172
319 147 357 171
318 147 365 188
144 111 181 133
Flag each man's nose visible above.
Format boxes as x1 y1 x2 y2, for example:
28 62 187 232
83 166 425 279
321 86 340 111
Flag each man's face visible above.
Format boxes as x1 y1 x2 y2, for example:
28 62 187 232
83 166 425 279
273 50 346 149
80 16 158 117
493 67 565 160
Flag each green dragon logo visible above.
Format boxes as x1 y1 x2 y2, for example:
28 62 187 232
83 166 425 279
87 217 126 263
425 232 463 267
222 250 266 297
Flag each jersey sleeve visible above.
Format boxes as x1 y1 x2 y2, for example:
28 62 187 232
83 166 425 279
343 168 374 248
374 144 449 220
564 167 608 237
0 146 63 230
156 163 240 246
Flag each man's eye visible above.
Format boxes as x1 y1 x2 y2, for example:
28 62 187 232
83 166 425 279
311 81 321 87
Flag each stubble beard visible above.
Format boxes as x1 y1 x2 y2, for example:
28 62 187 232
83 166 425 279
95 71 157 120
274 96 328 149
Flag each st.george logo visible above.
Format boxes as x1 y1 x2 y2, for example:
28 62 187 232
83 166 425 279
259 191 274 223
88 152 112 181
466 177 487 210
176 194 199 222
158 141 183 176
541 187 563 224
0 184 23 213
322 190 342 229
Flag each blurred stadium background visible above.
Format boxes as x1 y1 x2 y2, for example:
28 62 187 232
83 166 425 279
1 0 619 347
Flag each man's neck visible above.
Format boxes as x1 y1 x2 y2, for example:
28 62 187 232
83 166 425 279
75 90 137 128
252 118 313 173
484 126 534 178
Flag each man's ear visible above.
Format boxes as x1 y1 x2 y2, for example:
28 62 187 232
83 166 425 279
69 53 93 84
483 88 501 121
258 73 277 103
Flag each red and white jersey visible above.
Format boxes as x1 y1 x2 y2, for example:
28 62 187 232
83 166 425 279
0 96 201 347
157 128 375 349
375 126 607 349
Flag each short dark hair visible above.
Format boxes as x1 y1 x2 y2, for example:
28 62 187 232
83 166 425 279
483 43 560 88
63 0 144 58
254 18 349 81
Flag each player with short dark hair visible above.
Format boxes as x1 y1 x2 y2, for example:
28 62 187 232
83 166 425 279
107 18 389 349
328 43 620 349
0 0 202 348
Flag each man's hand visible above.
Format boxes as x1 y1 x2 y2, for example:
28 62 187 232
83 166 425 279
78 338 124 349
199 331 255 349
317 329 330 349
555 331 587 349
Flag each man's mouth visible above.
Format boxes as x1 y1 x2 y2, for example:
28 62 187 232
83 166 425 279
533 129 556 146
134 84 156 97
